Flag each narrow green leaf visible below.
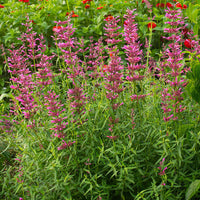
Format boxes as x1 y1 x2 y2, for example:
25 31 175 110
186 180 200 200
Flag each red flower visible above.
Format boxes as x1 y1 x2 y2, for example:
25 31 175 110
0 4 4 8
72 14 79 17
82 0 88 4
147 22 156 29
142 0 145 3
156 3 165 8
29 20 36 24
176 3 183 9
183 4 187 9
85 4 90 9
184 39 192 48
105 15 114 21
19 0 29 1
100 65 108 73
53 26 62 32
124 20 128 25
97 6 103 10
166 2 173 8
66 11 74 16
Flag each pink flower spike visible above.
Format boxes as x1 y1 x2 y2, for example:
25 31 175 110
14 158 21 162
106 135 119 140
57 140 76 150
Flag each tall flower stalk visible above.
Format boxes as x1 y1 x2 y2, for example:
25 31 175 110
160 8 188 123
54 18 87 125
104 16 124 134
123 9 147 101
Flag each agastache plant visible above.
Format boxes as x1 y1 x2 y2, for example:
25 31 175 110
86 36 107 80
44 91 68 139
123 9 147 101
160 8 188 122
44 90 74 151
7 18 68 152
8 17 55 121
158 158 167 186
104 16 124 134
8 44 37 119
54 18 87 124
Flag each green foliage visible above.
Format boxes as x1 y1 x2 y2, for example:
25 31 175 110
1 0 200 200
186 180 200 200
186 60 200 104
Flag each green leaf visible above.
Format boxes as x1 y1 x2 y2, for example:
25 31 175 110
0 93 13 101
193 64 200 80
186 180 200 200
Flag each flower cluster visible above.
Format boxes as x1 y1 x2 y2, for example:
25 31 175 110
123 9 147 101
8 45 37 119
65 11 79 17
175 3 187 9
147 22 156 29
19 0 29 2
0 115 13 133
44 91 68 139
156 2 173 8
97 6 103 10
104 16 124 102
82 0 92 4
160 8 187 121
86 36 107 80
57 140 76 151
54 19 87 123
104 15 124 135
158 158 167 186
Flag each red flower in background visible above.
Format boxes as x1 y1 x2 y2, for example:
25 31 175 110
147 22 156 29
176 3 183 9
72 14 79 17
124 20 128 25
184 39 192 49
85 4 90 9
105 15 114 21
0 4 4 8
19 0 29 2
166 2 173 8
53 26 62 32
156 3 165 8
82 0 92 3
101 65 108 73
29 20 36 24
183 4 187 9
66 11 74 16
97 6 103 10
